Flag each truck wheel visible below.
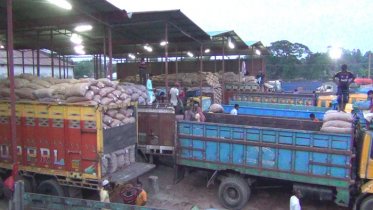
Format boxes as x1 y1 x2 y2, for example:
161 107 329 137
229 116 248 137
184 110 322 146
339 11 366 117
361 195 373 210
37 179 65 197
19 177 33 193
218 176 250 210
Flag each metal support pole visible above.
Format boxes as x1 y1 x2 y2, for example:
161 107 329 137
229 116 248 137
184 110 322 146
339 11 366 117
63 55 66 79
58 55 61 79
103 29 107 78
93 54 96 79
32 49 35 75
369 51 371 79
251 46 254 76
238 55 241 93
165 21 169 94
51 30 54 77
222 38 225 104
21 50 25 73
7 0 17 178
99 54 102 78
200 44 203 108
214 55 217 73
66 56 69 79
37 49 40 76
108 27 113 80
176 50 178 82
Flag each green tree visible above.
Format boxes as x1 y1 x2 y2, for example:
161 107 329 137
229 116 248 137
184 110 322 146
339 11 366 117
74 61 94 79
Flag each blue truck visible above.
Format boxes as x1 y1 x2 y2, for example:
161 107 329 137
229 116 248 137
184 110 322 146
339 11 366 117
174 113 373 210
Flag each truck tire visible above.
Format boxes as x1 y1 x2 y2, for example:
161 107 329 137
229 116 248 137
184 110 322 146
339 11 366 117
19 177 33 193
360 195 373 210
218 176 250 210
37 179 65 197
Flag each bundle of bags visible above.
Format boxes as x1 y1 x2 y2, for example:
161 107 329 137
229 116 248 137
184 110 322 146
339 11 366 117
0 74 148 105
321 110 353 134
101 145 136 177
209 104 224 113
103 106 135 128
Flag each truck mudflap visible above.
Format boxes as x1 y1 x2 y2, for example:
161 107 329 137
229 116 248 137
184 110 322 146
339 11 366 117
109 162 155 184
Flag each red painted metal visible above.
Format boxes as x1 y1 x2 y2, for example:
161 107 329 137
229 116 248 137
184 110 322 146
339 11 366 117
51 30 54 77
108 27 113 80
165 22 169 94
7 0 17 178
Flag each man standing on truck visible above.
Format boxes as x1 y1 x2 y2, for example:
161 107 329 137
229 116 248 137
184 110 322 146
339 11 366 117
100 180 110 204
333 64 356 112
147 74 155 104
290 189 302 210
170 82 180 113
230 104 239 115
139 58 147 86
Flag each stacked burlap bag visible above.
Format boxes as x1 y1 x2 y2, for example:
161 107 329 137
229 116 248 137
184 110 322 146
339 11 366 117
101 145 136 177
209 104 224 113
102 106 135 128
321 110 353 134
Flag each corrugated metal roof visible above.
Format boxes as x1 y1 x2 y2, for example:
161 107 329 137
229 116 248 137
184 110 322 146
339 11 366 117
206 30 232 37
0 50 72 66
245 41 260 47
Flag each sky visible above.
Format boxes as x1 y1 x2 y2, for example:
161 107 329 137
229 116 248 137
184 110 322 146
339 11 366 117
107 0 373 54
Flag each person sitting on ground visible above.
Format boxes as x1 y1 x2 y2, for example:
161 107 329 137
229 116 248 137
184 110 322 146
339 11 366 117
121 184 138 205
184 106 195 121
195 107 205 122
309 113 319 122
230 104 239 115
136 182 147 206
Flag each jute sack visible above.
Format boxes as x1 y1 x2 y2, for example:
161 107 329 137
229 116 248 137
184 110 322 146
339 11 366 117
322 120 351 128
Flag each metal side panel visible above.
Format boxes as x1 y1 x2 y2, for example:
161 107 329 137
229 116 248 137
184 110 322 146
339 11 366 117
109 162 155 184
103 122 137 154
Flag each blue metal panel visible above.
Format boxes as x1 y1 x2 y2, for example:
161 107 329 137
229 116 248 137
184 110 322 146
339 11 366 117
295 151 310 173
233 144 245 165
223 105 325 119
220 143 231 163
192 124 204 136
246 146 259 166
206 142 218 161
312 152 328 176
278 149 292 171
180 138 191 158
279 132 293 144
262 147 276 168
193 140 204 159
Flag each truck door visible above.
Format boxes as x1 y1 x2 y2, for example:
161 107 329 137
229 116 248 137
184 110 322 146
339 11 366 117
360 131 373 179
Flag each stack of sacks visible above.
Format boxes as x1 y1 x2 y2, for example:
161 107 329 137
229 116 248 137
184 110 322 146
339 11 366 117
209 104 225 113
102 107 136 129
101 145 136 177
321 110 353 134
216 71 258 85
0 74 149 105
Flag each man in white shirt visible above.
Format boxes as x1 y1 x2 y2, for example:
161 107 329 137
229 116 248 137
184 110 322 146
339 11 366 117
170 82 180 110
230 104 239 115
100 180 110 205
290 189 301 210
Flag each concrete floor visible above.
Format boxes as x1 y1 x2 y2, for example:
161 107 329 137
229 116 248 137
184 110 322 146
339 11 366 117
137 165 348 210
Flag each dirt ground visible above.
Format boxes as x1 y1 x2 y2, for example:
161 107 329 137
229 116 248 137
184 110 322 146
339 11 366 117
136 165 348 210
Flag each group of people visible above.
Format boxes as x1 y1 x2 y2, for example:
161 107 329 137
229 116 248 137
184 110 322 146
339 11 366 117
100 180 147 207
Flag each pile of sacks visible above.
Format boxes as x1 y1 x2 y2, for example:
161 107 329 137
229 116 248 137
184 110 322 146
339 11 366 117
321 110 353 134
0 74 149 105
101 145 136 177
216 71 257 85
209 104 225 113
103 106 135 128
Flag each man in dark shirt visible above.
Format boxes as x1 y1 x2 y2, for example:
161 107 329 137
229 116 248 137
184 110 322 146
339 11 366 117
138 58 147 86
333 64 356 112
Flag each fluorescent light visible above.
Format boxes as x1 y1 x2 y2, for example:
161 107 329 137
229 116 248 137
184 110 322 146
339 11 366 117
74 45 84 50
160 41 168 46
75 49 85 55
229 43 235 49
256 49 261 55
70 34 82 44
147 47 153 52
74 25 92 32
0 45 4 49
204 49 210 53
47 0 72 10
187 52 193 57
144 45 152 52
129 54 136 59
